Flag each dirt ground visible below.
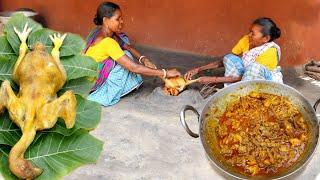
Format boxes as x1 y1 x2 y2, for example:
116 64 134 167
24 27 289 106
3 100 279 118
64 47 320 180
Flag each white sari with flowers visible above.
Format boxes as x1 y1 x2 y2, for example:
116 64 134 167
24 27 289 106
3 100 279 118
223 42 283 86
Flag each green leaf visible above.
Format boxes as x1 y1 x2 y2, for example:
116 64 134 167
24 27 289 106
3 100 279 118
4 13 43 55
0 58 19 91
27 28 55 53
30 131 103 180
0 58 16 83
0 36 17 84
61 55 98 80
73 95 101 131
59 33 86 57
45 95 101 136
0 130 103 180
59 77 94 97
0 112 21 147
0 36 16 60
0 57 21 92
28 29 86 57
0 145 16 180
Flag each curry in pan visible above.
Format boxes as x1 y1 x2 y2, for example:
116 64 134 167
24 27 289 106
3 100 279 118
205 92 310 176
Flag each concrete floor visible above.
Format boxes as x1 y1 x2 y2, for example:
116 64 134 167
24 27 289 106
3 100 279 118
2 46 319 180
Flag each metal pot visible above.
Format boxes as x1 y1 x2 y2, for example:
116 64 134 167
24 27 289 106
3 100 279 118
0 10 38 25
180 80 320 179
0 9 38 36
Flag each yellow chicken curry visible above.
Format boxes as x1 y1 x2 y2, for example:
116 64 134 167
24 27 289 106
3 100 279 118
205 92 310 176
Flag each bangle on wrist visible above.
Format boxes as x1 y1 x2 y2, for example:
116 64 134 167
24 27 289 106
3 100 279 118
138 56 146 64
162 69 167 79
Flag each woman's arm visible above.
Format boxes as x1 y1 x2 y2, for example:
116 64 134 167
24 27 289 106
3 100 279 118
126 46 157 69
198 76 241 84
126 45 141 59
116 55 180 78
184 58 224 80
197 58 224 71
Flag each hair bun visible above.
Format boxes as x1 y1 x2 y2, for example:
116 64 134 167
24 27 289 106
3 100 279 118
273 27 281 39
93 16 102 25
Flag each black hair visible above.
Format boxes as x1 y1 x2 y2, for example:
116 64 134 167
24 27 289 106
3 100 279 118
253 17 281 42
94 2 120 25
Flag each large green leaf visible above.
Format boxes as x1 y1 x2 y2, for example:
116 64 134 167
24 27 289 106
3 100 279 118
0 145 16 180
59 77 94 98
4 13 43 54
59 33 86 57
0 36 17 83
0 58 16 83
61 55 98 80
0 36 16 60
73 95 101 131
0 112 20 147
0 58 19 91
45 95 101 136
27 28 55 53
28 29 86 57
0 130 103 180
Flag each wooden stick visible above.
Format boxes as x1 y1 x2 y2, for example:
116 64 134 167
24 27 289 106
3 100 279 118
305 66 320 73
305 71 320 80
311 60 320 66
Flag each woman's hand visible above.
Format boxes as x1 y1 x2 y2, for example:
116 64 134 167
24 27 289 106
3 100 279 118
166 69 181 78
198 76 217 84
184 68 200 80
142 58 157 69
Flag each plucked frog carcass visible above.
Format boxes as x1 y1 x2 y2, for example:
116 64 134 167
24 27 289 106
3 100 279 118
0 23 77 179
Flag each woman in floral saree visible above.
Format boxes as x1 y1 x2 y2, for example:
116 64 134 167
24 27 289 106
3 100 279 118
184 17 282 86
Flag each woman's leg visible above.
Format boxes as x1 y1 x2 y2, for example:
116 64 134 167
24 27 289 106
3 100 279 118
223 54 245 87
242 62 273 81
87 50 143 106
120 50 143 96
271 66 283 83
243 63 283 83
